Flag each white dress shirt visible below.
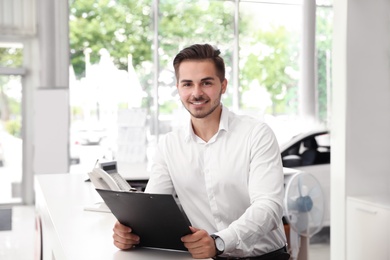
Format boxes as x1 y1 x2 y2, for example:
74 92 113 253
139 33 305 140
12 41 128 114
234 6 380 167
145 105 287 257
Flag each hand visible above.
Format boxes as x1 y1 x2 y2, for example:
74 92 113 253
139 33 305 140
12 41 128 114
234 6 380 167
112 221 140 250
181 226 217 259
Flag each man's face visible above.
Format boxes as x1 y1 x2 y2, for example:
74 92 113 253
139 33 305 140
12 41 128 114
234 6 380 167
176 60 227 119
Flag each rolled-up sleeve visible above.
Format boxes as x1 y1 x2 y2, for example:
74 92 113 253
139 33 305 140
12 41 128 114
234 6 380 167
216 124 285 256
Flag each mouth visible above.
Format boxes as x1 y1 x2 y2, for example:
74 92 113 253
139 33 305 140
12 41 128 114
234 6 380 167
190 100 208 105
189 99 209 108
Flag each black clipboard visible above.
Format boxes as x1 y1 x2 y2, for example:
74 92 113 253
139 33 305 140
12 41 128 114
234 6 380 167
96 189 192 251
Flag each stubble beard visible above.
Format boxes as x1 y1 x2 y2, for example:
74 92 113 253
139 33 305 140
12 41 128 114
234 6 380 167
182 91 222 119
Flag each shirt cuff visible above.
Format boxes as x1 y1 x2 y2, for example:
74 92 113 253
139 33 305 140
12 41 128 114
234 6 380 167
216 228 239 254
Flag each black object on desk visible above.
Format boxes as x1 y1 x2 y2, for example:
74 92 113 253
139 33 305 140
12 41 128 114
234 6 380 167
96 189 192 251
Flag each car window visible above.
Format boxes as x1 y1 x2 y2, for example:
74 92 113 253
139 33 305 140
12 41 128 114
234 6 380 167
282 132 331 167
315 133 330 152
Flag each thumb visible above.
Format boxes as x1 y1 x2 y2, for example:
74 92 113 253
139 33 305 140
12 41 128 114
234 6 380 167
189 226 200 233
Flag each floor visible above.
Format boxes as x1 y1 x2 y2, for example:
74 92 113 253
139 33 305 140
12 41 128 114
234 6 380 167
0 206 330 260
308 227 330 260
0 206 35 260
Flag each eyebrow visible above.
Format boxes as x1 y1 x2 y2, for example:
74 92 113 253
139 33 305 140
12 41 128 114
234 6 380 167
179 77 216 83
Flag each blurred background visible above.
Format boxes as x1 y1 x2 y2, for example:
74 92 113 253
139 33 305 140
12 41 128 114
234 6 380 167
0 0 333 204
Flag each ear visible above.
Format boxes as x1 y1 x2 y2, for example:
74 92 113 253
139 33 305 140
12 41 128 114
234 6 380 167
221 79 228 94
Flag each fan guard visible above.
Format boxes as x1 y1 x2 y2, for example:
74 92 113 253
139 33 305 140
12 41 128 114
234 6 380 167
284 172 325 238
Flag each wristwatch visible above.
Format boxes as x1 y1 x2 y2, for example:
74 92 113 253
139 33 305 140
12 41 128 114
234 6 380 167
210 234 225 256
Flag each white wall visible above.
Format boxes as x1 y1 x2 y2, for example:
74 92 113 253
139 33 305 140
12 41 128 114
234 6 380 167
331 0 390 258
345 0 390 197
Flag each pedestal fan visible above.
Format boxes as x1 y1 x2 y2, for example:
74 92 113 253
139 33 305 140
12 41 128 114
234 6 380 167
284 172 325 260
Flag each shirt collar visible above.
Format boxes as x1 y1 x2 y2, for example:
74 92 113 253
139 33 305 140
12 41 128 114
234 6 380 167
184 104 229 143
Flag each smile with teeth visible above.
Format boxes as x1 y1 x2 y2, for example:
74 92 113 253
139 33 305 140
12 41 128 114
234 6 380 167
191 100 208 105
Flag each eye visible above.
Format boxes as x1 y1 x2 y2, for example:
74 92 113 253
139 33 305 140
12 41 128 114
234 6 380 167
202 81 212 86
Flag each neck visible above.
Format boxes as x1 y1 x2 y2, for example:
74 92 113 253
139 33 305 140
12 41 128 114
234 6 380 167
191 105 222 142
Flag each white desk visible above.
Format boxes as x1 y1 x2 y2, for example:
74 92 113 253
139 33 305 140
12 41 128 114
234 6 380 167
34 173 197 260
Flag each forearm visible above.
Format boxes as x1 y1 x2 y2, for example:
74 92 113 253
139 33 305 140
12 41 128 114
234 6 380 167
217 199 284 254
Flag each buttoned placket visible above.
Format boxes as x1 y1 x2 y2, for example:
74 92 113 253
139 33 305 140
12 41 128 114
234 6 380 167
203 138 224 231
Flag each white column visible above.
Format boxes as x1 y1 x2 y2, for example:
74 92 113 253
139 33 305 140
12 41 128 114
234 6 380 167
22 38 40 205
299 0 316 122
331 1 348 257
38 0 69 87
33 0 70 175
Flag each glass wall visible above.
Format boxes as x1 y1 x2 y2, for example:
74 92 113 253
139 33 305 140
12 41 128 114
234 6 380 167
239 2 301 117
68 0 333 175
0 44 24 203
316 4 333 126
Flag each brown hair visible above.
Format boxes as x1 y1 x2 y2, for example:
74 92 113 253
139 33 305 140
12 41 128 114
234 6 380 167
173 43 225 82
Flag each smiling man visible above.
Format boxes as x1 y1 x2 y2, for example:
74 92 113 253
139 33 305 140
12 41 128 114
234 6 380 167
112 44 290 260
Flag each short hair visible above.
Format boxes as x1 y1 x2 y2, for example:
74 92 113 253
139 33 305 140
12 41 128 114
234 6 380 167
173 43 225 82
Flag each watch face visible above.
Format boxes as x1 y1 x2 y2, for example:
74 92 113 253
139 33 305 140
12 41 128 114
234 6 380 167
215 237 225 251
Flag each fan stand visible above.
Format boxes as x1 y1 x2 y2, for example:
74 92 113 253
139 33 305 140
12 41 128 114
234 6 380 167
297 235 309 260
288 228 309 260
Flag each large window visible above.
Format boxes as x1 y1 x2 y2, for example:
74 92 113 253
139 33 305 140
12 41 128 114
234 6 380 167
239 2 301 116
0 44 24 203
68 0 333 174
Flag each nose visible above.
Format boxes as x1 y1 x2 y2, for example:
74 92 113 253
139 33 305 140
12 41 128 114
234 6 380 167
192 85 203 98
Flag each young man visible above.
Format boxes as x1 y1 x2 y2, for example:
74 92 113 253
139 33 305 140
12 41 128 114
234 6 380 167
112 44 289 260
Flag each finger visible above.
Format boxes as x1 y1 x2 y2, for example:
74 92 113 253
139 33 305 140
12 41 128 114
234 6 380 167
189 250 205 259
183 239 203 250
113 221 132 233
112 221 140 250
182 227 207 243
184 237 214 250
113 232 140 249
113 230 140 242
189 226 200 233
114 228 138 239
113 240 134 250
113 221 140 240
181 234 196 243
188 246 214 259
